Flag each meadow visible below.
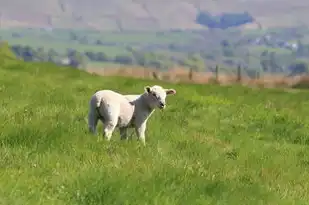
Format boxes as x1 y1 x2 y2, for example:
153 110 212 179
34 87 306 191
1 46 309 204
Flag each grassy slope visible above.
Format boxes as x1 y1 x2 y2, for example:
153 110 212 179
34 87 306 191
2 55 309 204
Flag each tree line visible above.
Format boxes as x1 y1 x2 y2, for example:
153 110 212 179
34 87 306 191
8 43 309 76
196 11 254 29
9 44 204 70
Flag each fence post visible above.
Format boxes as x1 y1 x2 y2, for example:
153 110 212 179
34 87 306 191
256 70 260 79
237 65 241 82
189 67 193 80
152 71 161 80
215 65 219 82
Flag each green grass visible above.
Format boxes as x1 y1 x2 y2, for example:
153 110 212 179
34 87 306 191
2 53 309 204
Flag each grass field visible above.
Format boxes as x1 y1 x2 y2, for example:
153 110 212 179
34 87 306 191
2 50 309 204
0 29 196 43
0 29 196 54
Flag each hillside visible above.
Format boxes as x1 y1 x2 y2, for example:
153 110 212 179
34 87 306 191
0 0 308 30
2 49 309 204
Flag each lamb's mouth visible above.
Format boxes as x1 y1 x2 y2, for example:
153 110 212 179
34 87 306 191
159 104 165 109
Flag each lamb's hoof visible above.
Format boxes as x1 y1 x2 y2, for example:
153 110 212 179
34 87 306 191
120 137 128 141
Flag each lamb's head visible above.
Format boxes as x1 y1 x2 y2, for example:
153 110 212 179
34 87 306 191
144 85 176 110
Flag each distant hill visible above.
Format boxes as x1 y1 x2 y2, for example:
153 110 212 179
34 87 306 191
0 0 308 30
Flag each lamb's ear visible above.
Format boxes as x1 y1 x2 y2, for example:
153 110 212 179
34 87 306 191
165 89 176 95
144 86 152 93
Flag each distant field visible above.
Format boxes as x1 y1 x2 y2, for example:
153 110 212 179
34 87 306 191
0 28 305 73
0 29 197 56
82 31 195 44
0 29 196 44
250 46 292 55
6 38 127 56
87 61 122 68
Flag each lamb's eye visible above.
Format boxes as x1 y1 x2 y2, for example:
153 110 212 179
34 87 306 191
152 93 158 98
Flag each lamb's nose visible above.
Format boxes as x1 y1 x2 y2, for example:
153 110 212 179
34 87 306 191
159 102 165 109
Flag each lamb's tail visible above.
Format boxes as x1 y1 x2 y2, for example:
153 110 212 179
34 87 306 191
95 95 104 120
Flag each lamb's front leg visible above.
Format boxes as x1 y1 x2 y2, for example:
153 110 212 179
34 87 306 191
135 123 146 146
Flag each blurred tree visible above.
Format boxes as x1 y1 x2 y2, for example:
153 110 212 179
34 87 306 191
22 46 35 61
47 48 58 62
183 53 205 71
36 47 49 62
114 54 134 64
268 52 282 73
96 52 109 62
288 60 309 76
260 50 269 72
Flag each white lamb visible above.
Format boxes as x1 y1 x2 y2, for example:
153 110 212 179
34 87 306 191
87 85 176 145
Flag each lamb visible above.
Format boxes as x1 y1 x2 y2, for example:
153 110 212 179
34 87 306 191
87 85 176 145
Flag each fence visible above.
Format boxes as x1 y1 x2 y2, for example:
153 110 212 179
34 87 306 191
87 64 309 89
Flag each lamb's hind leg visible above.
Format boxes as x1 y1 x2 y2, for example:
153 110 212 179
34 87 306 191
98 103 119 142
119 127 128 140
101 120 117 142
